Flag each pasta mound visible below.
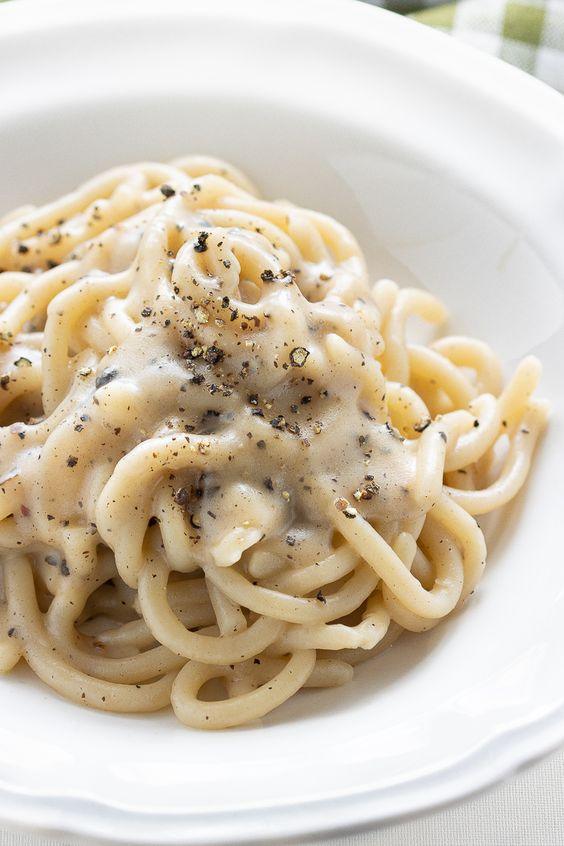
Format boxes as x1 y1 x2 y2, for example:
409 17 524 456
0 157 547 728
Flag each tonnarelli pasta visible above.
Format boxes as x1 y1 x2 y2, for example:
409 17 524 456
0 157 548 729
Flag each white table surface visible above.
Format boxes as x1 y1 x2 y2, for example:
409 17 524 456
1 748 563 845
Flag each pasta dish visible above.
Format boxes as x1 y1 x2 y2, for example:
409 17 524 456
0 157 547 729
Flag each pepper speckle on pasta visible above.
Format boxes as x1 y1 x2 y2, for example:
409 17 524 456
0 156 548 728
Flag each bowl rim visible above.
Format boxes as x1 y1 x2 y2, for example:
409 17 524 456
1 0 564 843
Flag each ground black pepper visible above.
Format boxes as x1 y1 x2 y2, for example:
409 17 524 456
289 347 309 367
194 232 209 253
95 368 118 389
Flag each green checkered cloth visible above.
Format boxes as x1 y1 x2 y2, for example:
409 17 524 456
365 0 564 91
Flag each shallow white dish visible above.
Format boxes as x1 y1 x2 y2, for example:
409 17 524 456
1 0 564 843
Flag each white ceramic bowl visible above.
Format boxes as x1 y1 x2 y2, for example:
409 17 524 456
1 1 564 843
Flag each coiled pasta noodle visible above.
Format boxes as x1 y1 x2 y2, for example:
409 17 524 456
0 157 547 729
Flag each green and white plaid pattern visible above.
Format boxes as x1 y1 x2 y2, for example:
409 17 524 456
366 0 564 91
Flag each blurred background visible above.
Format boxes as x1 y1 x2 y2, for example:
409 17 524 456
364 0 564 91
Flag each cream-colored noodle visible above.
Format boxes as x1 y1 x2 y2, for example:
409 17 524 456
0 157 547 729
